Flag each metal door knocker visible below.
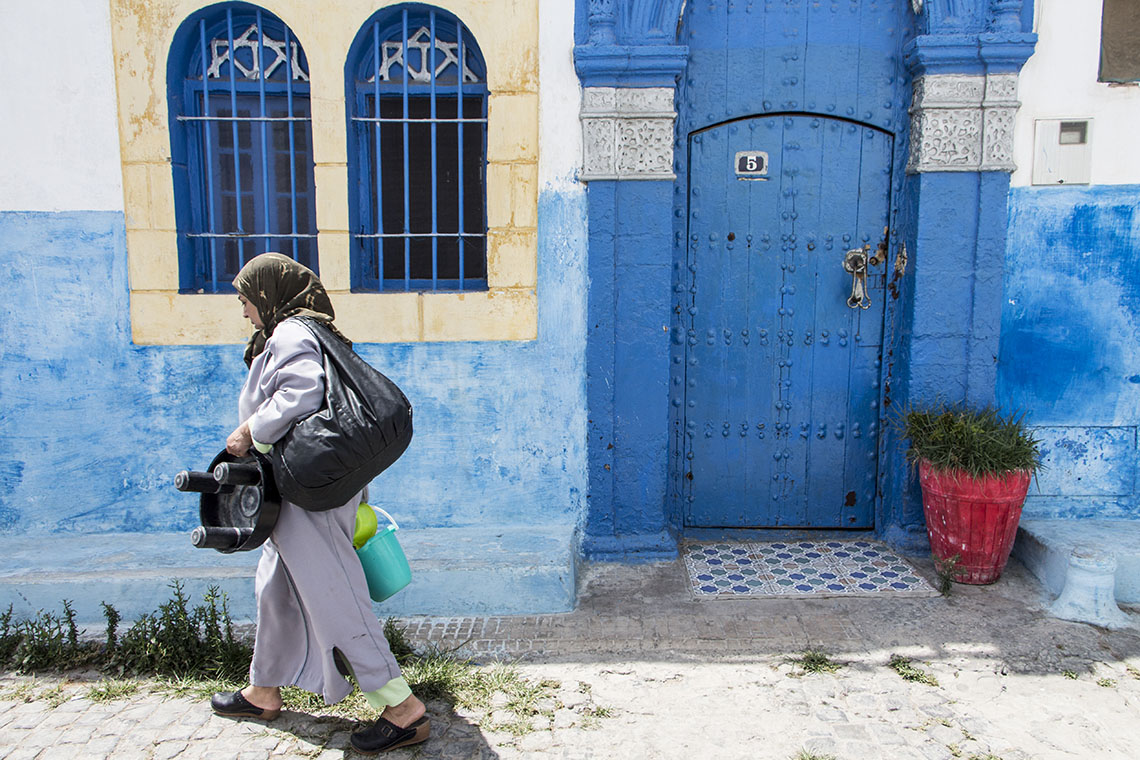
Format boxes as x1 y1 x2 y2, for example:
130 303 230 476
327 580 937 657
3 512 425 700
843 245 871 310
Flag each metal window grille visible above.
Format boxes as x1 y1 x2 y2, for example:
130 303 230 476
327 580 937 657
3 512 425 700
349 6 488 292
171 6 317 293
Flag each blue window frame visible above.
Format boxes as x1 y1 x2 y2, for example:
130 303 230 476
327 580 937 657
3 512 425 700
168 2 317 293
346 4 489 292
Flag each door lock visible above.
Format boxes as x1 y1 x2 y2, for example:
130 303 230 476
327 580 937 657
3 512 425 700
843 245 872 310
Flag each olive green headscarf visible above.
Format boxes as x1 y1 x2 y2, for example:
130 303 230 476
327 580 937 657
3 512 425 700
233 253 352 367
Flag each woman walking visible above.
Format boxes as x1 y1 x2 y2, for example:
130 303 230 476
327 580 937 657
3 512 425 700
209 253 428 754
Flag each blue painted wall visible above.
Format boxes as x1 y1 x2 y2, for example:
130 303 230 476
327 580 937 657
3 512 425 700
907 171 1011 408
583 180 674 559
0 192 587 543
998 185 1140 519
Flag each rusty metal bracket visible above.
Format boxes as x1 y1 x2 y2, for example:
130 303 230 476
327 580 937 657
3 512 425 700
894 242 908 278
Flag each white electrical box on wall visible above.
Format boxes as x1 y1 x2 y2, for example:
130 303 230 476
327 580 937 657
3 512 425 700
1032 119 1093 185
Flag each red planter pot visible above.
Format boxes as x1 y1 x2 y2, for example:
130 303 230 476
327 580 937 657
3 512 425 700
917 460 1032 585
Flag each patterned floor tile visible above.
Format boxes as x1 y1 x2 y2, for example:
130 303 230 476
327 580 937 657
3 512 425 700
683 540 938 599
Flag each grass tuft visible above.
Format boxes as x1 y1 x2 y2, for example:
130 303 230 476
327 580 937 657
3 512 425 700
933 554 962 594
787 649 843 676
87 679 139 703
1 679 68 706
888 654 939 687
578 704 614 730
382 617 416 664
0 599 600 741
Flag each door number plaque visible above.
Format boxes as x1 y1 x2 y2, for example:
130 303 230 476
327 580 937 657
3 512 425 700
735 151 769 180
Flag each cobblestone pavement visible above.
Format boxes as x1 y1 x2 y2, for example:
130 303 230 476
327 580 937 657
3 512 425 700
2 557 1140 759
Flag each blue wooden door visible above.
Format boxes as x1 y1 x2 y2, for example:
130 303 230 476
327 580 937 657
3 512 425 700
682 115 892 528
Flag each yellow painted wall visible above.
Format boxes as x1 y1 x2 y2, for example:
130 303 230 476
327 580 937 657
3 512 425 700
109 0 538 344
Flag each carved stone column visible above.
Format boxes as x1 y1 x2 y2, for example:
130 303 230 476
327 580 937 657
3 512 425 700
573 1 688 560
587 0 617 44
907 72 1020 173
580 87 677 181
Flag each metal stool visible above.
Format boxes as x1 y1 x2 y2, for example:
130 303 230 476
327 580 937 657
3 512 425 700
175 449 281 552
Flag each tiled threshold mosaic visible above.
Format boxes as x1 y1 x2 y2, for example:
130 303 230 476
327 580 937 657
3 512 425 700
683 540 939 599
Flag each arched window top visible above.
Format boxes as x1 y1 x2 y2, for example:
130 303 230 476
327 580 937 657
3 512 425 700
172 2 310 86
349 4 486 88
167 2 318 293
345 3 489 293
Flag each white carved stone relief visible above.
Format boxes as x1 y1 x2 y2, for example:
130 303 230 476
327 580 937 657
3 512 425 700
914 74 985 106
583 118 616 177
908 73 1021 173
982 107 1017 167
984 73 1019 104
581 87 677 180
582 87 618 112
914 108 982 168
617 119 674 175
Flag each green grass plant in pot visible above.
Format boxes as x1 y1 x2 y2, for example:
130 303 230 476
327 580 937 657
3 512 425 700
901 404 1041 585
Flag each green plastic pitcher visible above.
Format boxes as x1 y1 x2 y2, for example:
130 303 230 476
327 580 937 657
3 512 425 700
355 506 412 602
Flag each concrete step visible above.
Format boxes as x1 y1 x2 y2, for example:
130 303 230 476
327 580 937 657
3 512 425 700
1012 519 1140 604
0 524 578 625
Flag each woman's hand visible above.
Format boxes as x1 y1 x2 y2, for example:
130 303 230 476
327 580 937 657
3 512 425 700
227 420 254 457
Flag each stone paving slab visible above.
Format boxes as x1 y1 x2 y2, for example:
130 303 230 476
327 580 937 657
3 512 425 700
2 557 1140 759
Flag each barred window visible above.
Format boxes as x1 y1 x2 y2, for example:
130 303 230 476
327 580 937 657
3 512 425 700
168 3 317 292
346 5 488 292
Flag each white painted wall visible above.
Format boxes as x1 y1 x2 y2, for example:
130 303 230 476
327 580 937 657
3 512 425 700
538 0 583 192
1012 0 1140 187
1 0 576 210
0 0 124 211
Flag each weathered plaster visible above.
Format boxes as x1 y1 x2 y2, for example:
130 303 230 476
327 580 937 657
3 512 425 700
999 185 1140 519
1000 186 1140 425
0 194 585 540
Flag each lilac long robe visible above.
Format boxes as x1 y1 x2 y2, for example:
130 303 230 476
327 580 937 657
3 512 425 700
239 318 401 703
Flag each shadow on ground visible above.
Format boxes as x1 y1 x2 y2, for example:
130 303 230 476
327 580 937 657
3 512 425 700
399 555 1140 680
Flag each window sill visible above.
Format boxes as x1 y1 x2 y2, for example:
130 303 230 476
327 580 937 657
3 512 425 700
129 288 536 344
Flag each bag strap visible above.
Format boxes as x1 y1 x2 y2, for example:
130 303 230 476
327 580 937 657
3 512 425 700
289 316 336 352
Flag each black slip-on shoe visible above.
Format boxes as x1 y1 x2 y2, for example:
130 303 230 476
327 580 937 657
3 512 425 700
210 690 281 721
350 715 430 754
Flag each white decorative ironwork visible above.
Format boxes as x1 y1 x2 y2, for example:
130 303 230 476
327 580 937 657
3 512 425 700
908 73 1020 172
581 87 676 180
375 27 479 83
207 24 308 81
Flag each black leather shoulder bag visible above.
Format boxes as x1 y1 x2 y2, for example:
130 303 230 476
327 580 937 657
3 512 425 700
263 317 413 510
